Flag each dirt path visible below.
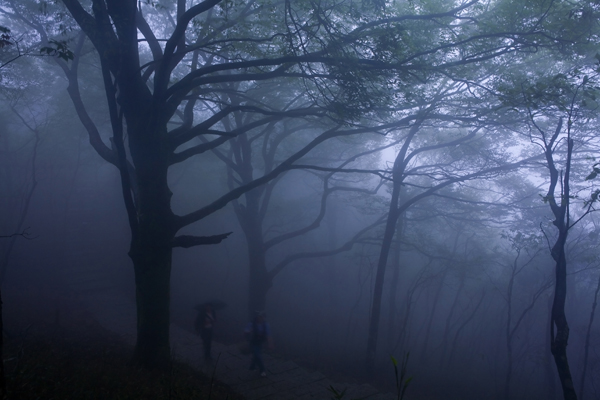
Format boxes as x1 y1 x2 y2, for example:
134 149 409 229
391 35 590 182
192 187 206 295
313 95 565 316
77 287 396 400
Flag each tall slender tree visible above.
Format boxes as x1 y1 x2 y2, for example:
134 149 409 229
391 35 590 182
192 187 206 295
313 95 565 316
503 64 600 398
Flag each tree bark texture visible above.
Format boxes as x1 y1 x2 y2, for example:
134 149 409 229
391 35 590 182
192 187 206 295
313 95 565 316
58 0 185 369
127 123 176 368
131 242 173 367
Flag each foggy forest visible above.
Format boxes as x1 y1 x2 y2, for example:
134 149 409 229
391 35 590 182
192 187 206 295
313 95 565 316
1 0 600 399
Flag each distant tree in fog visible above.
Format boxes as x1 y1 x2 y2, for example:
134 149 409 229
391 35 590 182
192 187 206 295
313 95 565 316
365 86 541 374
201 81 396 316
0 47 49 397
496 231 549 400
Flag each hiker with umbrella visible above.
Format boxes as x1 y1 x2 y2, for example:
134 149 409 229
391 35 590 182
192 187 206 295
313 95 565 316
194 300 226 363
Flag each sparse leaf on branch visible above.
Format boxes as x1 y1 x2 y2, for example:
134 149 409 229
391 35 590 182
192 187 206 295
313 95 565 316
39 39 74 62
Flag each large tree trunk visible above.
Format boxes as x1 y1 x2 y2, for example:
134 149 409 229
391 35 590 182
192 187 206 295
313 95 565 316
130 240 173 368
58 0 230 371
247 235 270 316
127 117 175 369
235 189 271 318
224 120 273 319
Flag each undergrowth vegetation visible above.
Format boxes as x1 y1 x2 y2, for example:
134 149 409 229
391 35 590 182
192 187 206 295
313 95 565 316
2 287 243 400
3 328 243 399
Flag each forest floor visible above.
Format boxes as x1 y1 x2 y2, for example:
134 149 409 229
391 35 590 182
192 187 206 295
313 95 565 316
1 280 412 400
2 285 244 400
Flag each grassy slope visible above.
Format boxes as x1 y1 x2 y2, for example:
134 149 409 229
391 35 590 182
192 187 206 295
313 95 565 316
2 286 244 400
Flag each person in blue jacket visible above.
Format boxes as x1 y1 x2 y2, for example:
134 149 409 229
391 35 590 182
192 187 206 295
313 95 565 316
244 311 272 377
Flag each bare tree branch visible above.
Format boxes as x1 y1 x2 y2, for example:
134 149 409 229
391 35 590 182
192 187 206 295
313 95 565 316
172 232 232 248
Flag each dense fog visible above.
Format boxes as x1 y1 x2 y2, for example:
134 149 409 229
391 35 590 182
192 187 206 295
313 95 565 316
1 1 600 399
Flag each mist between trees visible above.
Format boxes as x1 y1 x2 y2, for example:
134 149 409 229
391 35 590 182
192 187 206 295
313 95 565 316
1 1 600 399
